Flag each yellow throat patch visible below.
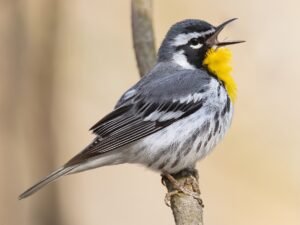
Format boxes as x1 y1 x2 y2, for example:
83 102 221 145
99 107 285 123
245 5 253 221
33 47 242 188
203 47 237 102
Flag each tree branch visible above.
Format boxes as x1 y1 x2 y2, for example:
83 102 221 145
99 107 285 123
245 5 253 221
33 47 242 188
163 169 204 225
131 0 156 76
131 1 204 224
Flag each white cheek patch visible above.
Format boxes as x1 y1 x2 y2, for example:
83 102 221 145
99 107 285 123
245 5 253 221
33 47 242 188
190 43 203 49
172 29 215 46
172 50 195 70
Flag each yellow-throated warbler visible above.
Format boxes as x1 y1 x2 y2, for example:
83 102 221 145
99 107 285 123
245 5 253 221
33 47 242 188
20 18 244 199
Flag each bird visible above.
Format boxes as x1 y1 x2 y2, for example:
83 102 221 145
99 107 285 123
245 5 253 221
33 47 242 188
19 18 244 199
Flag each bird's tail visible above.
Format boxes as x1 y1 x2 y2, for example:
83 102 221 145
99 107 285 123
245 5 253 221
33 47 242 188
19 166 76 200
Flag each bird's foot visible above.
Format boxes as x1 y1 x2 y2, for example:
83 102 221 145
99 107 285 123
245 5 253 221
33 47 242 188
164 190 179 207
162 172 203 207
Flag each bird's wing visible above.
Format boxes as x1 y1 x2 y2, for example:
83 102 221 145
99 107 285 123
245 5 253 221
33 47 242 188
65 69 211 166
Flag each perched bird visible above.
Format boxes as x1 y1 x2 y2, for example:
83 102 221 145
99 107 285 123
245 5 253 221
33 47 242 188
19 18 244 199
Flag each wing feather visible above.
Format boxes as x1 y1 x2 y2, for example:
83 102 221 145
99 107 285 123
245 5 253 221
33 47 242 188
65 95 207 167
66 67 212 167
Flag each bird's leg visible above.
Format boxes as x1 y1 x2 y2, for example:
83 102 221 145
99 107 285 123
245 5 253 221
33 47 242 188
162 173 184 190
162 173 184 206
162 172 203 207
184 175 204 207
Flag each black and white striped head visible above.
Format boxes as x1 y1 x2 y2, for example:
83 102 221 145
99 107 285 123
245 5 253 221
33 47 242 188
158 18 243 69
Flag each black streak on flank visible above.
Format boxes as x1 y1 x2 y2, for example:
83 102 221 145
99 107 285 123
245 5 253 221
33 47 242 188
183 148 192 157
196 141 202 153
134 146 146 158
176 148 181 158
182 128 201 157
170 157 180 169
214 111 220 135
226 96 231 112
161 142 180 169
201 121 211 148
222 95 231 117
214 111 219 121
148 148 168 168
207 132 212 142
182 140 193 157
214 120 219 135
218 125 222 134
201 120 211 134
217 84 221 97
158 158 171 170
204 140 208 148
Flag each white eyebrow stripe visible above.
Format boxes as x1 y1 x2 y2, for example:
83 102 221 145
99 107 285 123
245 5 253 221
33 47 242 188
171 29 215 46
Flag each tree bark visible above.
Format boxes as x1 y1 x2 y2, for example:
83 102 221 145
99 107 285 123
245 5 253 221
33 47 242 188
131 1 204 224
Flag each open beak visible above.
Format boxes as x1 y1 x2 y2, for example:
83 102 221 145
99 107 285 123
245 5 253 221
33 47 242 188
205 18 245 47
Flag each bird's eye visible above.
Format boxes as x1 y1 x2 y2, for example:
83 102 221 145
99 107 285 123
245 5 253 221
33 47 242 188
190 38 199 46
189 38 202 49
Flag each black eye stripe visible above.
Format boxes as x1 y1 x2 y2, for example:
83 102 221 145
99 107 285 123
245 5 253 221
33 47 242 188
189 36 207 46
198 36 205 43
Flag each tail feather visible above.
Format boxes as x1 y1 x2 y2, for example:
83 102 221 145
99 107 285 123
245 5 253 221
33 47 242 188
19 166 75 200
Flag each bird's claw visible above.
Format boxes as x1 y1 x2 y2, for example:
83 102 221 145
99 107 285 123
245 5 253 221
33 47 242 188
162 173 204 207
161 174 167 186
164 190 178 207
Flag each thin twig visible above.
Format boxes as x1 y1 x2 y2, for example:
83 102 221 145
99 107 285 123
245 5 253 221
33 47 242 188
131 1 204 224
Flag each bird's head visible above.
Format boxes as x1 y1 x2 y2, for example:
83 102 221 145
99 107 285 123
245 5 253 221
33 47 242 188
158 18 244 70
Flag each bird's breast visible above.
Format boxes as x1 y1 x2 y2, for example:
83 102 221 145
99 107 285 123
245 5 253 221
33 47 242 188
126 79 233 173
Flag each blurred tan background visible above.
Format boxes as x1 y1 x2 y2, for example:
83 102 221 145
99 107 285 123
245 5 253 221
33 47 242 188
1 0 299 225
